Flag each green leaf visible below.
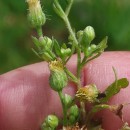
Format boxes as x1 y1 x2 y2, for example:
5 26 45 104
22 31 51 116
53 0 65 20
90 104 110 114
97 36 108 52
61 43 67 49
32 36 41 50
88 36 108 57
99 78 129 103
31 48 41 59
88 104 123 121
39 51 53 62
53 39 62 57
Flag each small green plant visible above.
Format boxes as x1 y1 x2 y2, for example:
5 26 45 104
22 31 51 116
26 0 130 129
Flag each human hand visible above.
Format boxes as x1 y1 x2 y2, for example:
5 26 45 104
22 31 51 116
0 52 130 130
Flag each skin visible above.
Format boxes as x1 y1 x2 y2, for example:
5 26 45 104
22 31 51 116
0 52 130 130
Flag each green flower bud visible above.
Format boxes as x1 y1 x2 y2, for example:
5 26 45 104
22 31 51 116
76 84 99 103
68 105 79 124
64 94 73 107
41 115 59 130
27 0 46 28
39 36 52 50
69 105 79 117
84 26 95 42
91 44 97 49
77 30 83 40
49 60 68 91
61 48 71 58
87 44 97 54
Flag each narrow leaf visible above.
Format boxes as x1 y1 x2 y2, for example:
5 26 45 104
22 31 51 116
53 0 65 20
31 48 41 58
53 39 61 57
97 36 108 52
90 36 108 56
32 36 41 49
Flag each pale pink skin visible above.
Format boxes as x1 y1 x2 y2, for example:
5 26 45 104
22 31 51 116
0 52 130 130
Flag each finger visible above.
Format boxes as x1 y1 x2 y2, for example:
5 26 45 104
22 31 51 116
0 60 77 130
83 52 130 130
0 52 130 130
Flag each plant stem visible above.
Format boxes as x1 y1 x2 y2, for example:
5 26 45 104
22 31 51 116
63 15 81 87
58 91 68 126
64 16 78 47
80 102 86 123
81 53 101 67
63 14 87 119
64 67 78 84
37 26 43 37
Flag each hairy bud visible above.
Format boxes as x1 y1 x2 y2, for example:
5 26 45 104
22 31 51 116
84 26 95 43
27 0 46 28
49 60 68 91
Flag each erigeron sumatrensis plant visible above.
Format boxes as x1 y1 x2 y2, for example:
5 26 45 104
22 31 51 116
26 0 130 129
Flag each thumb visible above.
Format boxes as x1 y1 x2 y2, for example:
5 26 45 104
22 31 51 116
0 61 76 130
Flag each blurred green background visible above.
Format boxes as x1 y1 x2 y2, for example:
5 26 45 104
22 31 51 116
0 0 130 74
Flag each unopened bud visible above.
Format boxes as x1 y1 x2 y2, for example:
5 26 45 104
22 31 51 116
77 30 83 39
69 105 79 117
61 48 71 58
49 60 68 91
27 0 46 28
39 36 52 49
64 94 73 107
76 84 99 103
91 44 97 49
68 105 79 124
84 26 95 42
41 115 59 130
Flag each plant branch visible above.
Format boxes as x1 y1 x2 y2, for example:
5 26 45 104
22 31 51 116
64 67 78 84
81 53 101 68
65 0 74 16
63 16 81 87
58 91 68 126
